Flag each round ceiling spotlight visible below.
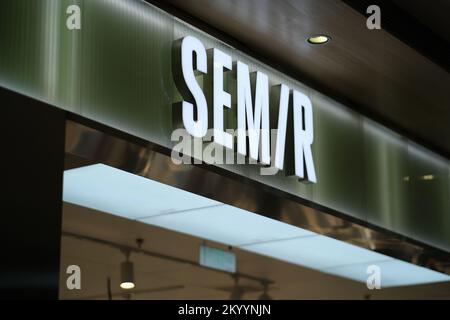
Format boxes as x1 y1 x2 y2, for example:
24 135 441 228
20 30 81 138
306 35 331 45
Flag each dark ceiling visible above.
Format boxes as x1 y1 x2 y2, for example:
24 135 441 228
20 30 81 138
153 0 450 158
393 0 450 43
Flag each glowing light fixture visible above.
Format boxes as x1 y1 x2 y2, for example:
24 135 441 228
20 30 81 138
120 252 135 290
63 164 450 287
307 35 331 44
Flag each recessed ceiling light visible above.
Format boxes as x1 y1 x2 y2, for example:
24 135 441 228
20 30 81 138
307 35 331 45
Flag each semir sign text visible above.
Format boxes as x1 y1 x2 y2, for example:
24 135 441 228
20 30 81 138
172 36 316 183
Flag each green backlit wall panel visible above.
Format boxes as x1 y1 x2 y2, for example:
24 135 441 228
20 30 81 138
78 0 174 144
403 143 450 249
0 0 448 251
312 93 365 217
363 120 408 231
0 1 47 100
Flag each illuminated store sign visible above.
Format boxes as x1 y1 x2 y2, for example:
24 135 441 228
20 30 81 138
173 36 317 183
1 0 448 259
